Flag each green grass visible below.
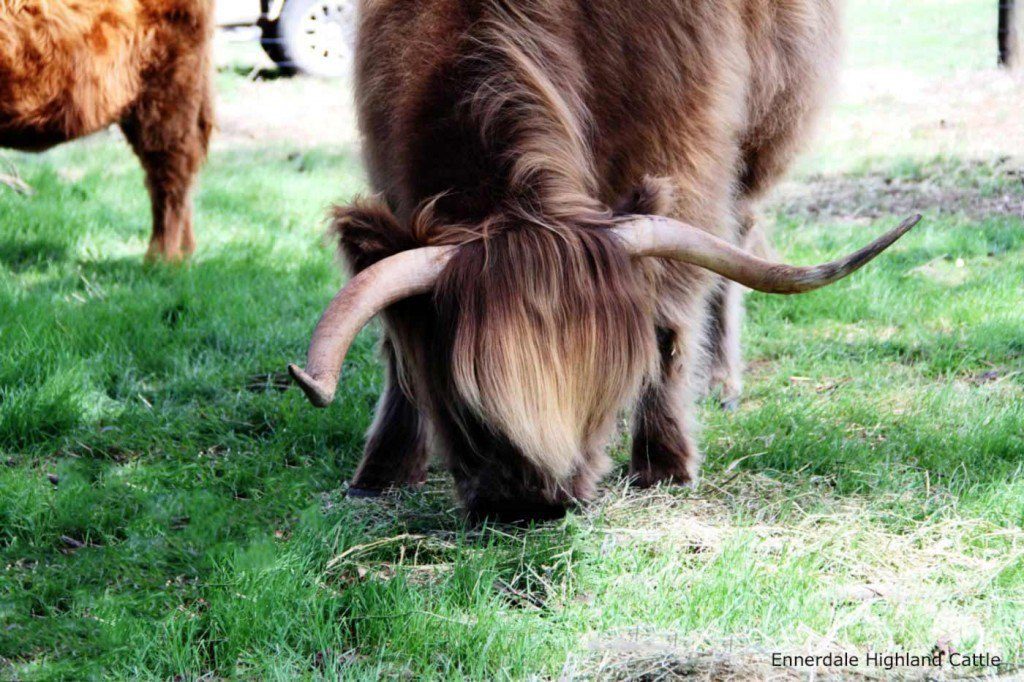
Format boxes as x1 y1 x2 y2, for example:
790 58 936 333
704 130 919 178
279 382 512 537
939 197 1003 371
2 2 1023 679
3 143 1022 681
845 0 995 74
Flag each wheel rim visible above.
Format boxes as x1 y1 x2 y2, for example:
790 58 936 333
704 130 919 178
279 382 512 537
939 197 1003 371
297 1 356 74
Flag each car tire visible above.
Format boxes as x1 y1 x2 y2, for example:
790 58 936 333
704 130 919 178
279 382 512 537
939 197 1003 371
260 0 356 79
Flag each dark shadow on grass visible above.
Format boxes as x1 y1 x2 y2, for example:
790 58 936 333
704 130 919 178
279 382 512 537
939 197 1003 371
0 236 69 272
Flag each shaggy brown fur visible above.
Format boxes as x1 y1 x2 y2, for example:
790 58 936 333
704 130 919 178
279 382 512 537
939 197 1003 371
0 0 214 260
336 0 841 519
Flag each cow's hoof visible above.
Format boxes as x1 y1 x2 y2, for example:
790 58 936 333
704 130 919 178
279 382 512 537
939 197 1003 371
630 467 697 490
346 486 385 499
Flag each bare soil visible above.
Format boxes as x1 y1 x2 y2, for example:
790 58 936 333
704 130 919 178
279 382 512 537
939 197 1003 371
213 39 359 148
772 160 1024 221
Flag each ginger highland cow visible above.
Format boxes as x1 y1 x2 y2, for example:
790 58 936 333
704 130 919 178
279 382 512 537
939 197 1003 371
0 0 214 260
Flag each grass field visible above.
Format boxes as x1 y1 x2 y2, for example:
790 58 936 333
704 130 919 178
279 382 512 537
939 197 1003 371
2 1 1023 679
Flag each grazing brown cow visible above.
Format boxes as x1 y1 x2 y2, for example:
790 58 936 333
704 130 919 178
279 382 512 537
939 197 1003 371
290 0 918 520
0 0 214 260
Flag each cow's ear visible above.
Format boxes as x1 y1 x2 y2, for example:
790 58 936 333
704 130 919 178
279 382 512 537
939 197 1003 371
331 196 413 271
614 175 675 216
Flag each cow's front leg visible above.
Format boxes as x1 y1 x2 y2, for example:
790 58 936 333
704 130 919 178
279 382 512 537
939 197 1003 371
348 342 430 497
120 122 204 261
120 63 212 261
631 324 703 488
143 169 196 262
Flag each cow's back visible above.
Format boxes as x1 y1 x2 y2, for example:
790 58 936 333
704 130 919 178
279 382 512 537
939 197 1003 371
354 0 840 226
571 0 842 209
738 0 843 198
354 0 473 222
0 1 144 147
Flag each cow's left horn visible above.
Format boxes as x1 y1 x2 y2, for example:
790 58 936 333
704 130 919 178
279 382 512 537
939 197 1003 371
288 245 456 407
613 214 920 294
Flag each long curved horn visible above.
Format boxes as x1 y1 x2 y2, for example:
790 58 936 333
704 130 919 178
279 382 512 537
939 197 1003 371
288 245 456 407
613 214 920 294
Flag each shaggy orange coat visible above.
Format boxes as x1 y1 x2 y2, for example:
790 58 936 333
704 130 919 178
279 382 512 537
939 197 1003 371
0 0 214 259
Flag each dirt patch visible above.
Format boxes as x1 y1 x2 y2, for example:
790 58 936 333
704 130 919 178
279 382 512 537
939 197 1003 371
575 646 813 681
215 73 359 149
811 68 1024 172
213 39 359 149
570 645 1020 681
772 161 1024 222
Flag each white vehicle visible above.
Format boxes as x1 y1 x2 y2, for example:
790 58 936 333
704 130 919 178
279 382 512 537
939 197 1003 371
216 0 356 79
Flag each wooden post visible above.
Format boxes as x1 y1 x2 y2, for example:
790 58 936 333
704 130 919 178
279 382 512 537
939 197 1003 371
999 0 1020 69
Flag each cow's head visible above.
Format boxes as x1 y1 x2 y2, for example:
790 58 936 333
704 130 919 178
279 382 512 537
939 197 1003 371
289 188 919 518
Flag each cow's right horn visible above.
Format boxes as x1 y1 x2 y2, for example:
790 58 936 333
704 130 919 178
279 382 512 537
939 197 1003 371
289 245 456 407
614 214 920 294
